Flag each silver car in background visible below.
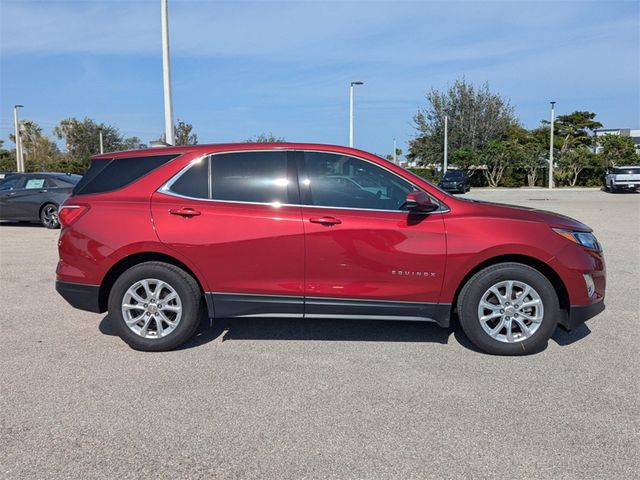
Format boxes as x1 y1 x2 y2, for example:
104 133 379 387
604 166 640 193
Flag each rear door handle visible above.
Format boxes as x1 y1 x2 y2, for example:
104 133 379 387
309 216 342 225
169 208 201 218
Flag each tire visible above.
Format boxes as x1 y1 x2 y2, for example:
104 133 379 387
108 261 202 351
457 262 559 355
609 182 616 193
40 203 60 229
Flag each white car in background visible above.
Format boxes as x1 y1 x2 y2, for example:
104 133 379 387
604 166 640 193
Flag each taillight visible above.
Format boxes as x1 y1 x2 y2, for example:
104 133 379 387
58 205 90 227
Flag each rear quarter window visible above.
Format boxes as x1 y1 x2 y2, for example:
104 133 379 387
47 175 81 188
73 154 179 196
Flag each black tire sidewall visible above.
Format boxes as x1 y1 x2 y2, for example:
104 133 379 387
108 262 202 351
457 263 559 355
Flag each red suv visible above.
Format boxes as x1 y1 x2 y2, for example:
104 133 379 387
56 144 605 355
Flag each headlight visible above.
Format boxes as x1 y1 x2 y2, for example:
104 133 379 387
552 228 602 251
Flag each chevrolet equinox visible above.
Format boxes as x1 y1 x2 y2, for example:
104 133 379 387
56 144 606 355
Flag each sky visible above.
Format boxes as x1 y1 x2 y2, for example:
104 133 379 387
0 0 638 157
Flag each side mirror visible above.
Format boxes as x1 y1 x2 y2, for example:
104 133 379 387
405 191 439 212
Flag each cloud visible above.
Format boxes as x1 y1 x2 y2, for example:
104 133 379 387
1 0 638 151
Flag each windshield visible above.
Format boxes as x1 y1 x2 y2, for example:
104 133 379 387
443 171 464 179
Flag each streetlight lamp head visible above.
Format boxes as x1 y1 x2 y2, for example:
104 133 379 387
550 101 556 106
14 104 24 109
350 81 364 86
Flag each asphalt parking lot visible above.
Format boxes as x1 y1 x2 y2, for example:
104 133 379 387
1 188 639 479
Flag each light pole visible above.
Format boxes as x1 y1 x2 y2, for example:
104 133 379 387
98 127 104 154
13 105 24 172
393 138 397 164
349 81 364 148
161 0 175 145
549 101 556 189
443 114 448 173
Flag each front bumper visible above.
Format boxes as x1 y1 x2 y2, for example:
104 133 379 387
56 280 103 313
438 183 464 192
562 299 605 330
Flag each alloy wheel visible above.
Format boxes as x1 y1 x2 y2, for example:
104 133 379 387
477 280 544 343
121 278 183 339
42 205 59 228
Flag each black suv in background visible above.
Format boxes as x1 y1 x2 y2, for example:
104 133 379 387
0 172 81 228
438 170 470 193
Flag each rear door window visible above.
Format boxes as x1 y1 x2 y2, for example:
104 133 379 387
50 176 79 188
210 151 293 204
73 154 179 196
166 151 297 204
24 178 46 189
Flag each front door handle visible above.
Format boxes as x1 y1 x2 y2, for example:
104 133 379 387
309 216 342 225
169 208 201 218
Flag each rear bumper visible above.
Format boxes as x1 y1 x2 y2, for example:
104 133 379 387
56 280 103 313
563 300 605 330
612 182 639 189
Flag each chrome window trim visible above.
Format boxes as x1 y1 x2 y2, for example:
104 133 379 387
157 149 450 214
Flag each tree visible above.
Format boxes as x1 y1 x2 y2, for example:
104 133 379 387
9 120 61 172
246 132 285 143
175 120 198 145
0 140 16 172
450 147 480 174
596 134 639 168
9 119 42 152
408 77 517 165
480 140 511 187
517 128 548 187
25 136 61 172
385 147 403 163
478 125 533 187
54 117 142 171
544 111 602 186
557 145 598 187
159 120 198 146
550 111 602 155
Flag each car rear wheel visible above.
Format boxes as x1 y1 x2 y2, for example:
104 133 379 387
40 203 60 229
108 261 202 351
457 262 559 355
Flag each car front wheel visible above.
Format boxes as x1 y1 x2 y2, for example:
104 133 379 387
457 263 559 355
108 261 202 351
